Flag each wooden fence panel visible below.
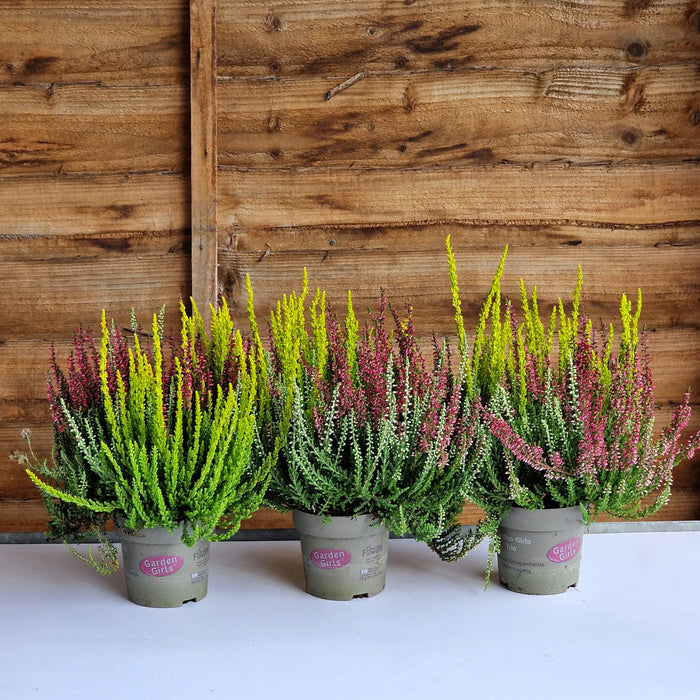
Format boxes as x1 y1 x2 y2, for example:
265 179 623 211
215 0 700 526
0 0 191 532
1 84 187 175
0 0 698 531
218 163 700 228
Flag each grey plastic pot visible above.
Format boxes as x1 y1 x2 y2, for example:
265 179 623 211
115 519 210 608
293 510 389 601
496 506 584 595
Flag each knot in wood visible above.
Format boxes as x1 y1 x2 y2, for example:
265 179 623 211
690 10 700 33
625 41 647 59
621 129 641 146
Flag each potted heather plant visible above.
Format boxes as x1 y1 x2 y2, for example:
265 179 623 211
446 238 700 594
20 300 271 607
246 273 483 600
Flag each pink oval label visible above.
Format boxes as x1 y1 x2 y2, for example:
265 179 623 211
139 555 184 577
310 549 351 570
547 538 581 563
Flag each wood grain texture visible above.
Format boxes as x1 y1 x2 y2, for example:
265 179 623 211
0 172 189 235
220 226 700 329
0 84 187 175
191 0 219 317
218 64 700 168
0 236 190 338
216 0 700 77
0 0 188 85
218 162 700 228
2 0 699 532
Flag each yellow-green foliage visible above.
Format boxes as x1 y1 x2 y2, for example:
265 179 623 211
27 301 268 551
99 305 260 542
556 266 583 373
446 235 509 401
268 271 309 428
619 288 642 378
345 290 359 382
310 287 328 380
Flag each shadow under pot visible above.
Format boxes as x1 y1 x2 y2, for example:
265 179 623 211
496 506 585 595
293 511 389 601
115 518 210 608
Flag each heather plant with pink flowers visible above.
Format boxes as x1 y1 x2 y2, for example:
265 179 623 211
446 238 700 573
247 273 485 560
14 319 133 569
19 300 271 572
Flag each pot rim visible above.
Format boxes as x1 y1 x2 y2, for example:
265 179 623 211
292 510 386 539
499 505 585 533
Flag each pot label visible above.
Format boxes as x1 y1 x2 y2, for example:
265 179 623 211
310 549 351 570
139 555 184 577
547 538 581 563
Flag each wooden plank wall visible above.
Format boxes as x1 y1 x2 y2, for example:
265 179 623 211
0 0 698 532
216 0 700 526
0 1 191 531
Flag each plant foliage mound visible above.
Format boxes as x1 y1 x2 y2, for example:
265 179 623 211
20 301 271 572
446 237 700 574
247 273 486 561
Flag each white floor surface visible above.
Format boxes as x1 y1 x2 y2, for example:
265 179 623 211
1 531 698 699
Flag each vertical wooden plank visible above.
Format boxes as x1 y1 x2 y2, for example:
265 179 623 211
190 0 218 320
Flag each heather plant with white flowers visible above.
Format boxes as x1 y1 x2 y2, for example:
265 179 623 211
19 300 271 572
247 272 486 560
446 237 700 574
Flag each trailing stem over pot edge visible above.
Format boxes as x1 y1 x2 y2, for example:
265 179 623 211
19 299 272 573
246 271 487 561
446 236 700 581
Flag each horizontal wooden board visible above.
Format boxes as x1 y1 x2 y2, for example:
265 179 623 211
218 162 700 228
216 0 700 76
221 221 700 252
0 500 54 533
1 84 187 175
0 236 190 339
0 0 188 85
0 171 189 236
222 232 700 328
0 226 190 261
3 488 699 533
244 490 700 527
218 64 700 168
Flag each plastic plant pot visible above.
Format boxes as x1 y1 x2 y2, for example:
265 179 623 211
116 520 210 608
496 506 584 595
293 511 389 601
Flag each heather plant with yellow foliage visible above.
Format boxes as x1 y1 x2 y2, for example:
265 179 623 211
247 272 486 561
446 237 700 576
20 300 270 572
